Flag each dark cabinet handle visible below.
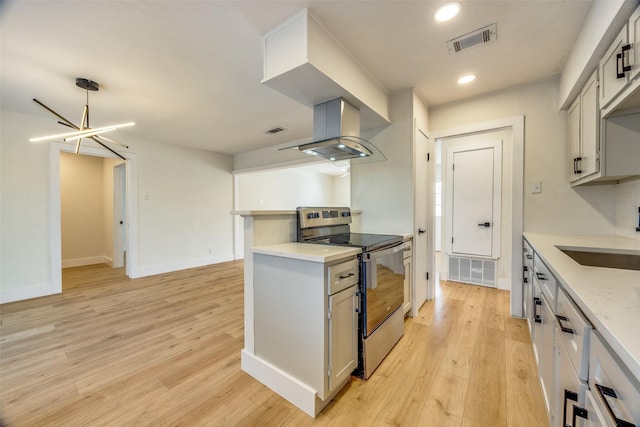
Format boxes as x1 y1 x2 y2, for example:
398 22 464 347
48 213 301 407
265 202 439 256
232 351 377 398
523 266 529 272
595 384 636 427
573 404 589 426
523 277 528 283
534 297 542 323
535 272 546 281
339 273 355 279
418 228 426 234
526 254 533 260
617 52 625 78
563 389 578 427
622 44 632 73
556 315 574 335
477 222 491 227
574 157 582 174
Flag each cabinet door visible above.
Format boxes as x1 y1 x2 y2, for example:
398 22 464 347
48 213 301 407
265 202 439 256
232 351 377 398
579 71 599 179
540 293 556 423
599 25 629 108
556 338 588 427
568 96 582 182
328 285 358 392
629 7 640 81
402 256 412 315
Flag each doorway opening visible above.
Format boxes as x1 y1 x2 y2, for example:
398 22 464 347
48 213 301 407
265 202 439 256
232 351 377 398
432 116 524 317
59 152 126 290
50 143 139 294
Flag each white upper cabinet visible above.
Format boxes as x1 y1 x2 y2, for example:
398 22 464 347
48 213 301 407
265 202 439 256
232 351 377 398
599 25 629 110
568 70 600 184
600 5 640 117
629 7 640 82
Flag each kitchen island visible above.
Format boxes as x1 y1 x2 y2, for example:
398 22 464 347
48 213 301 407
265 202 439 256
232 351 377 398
234 211 362 417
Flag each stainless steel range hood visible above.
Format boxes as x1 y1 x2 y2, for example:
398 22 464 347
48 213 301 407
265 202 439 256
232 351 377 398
297 98 385 162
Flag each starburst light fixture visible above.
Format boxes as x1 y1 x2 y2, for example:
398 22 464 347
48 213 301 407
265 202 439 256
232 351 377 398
30 78 134 160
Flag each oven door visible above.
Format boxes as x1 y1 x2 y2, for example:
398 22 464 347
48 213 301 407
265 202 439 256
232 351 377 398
362 243 405 336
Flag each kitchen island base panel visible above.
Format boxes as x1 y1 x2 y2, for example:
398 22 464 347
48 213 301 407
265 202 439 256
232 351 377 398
241 350 346 418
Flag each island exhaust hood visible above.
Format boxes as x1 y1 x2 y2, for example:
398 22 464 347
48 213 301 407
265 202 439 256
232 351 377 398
297 98 385 162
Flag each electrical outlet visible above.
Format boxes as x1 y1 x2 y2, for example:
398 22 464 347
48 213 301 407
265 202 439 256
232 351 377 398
531 181 542 194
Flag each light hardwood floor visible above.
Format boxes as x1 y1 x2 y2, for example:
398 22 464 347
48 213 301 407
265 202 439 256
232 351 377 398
0 261 547 426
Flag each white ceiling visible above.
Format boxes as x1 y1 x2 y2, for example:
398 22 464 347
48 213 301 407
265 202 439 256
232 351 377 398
1 0 593 156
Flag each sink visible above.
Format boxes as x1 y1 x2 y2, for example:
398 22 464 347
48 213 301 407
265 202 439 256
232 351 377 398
557 246 640 271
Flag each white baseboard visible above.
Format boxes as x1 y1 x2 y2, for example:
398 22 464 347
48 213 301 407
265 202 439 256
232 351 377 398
62 256 109 269
0 282 57 304
132 254 235 278
241 349 328 418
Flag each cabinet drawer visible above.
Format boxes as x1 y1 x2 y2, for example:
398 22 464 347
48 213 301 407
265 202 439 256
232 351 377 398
589 331 640 426
556 288 592 382
327 259 359 295
534 254 557 312
523 239 534 268
403 240 413 260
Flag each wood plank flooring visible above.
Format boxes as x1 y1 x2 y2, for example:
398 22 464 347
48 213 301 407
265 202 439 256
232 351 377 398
0 262 547 426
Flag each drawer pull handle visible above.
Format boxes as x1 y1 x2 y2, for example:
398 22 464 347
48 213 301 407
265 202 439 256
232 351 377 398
572 404 590 426
595 384 637 427
556 315 574 335
563 389 578 427
523 266 529 272
533 297 542 323
535 272 546 281
338 273 355 279
526 254 533 260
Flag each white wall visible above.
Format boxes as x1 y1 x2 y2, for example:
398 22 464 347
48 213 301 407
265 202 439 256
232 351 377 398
352 89 414 234
236 167 340 210
60 152 106 266
0 108 234 302
430 78 618 236
615 177 640 240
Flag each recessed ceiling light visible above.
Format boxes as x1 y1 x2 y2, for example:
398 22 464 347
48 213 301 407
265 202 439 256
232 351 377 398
434 2 461 22
457 74 476 84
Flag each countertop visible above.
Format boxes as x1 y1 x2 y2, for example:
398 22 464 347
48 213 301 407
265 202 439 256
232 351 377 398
523 233 640 381
252 243 361 263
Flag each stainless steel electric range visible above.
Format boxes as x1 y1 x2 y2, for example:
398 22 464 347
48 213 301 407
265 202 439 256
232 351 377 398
297 207 405 379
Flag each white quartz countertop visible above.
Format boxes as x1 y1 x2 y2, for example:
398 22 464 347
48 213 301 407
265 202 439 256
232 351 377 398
252 243 361 263
523 233 640 381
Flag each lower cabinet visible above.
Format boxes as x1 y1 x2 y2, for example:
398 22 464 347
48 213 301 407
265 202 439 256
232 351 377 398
402 239 413 316
523 236 640 427
555 329 588 427
253 254 359 405
328 285 358 391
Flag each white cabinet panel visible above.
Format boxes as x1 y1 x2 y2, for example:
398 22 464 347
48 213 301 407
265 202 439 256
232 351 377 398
328 285 358 391
600 26 629 109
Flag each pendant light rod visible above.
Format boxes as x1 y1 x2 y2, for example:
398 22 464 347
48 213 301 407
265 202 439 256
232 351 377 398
33 98 79 131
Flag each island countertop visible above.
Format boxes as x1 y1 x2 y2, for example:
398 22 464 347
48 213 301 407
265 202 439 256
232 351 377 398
252 242 361 263
523 233 640 382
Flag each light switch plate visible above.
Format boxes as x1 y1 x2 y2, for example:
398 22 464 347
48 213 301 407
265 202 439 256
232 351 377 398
531 181 542 194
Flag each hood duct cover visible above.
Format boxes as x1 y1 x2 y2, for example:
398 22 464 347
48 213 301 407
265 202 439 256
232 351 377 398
297 98 385 162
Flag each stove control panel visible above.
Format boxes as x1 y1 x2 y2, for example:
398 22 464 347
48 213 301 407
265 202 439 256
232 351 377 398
298 207 352 229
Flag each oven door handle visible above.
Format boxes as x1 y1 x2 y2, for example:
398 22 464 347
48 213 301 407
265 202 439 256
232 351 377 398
363 243 405 261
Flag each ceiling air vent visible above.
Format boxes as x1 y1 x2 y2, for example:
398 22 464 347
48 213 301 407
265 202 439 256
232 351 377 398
447 23 497 55
265 126 286 134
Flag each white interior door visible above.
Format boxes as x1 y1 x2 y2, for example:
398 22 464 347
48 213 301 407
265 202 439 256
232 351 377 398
452 148 494 256
113 163 127 268
446 140 502 259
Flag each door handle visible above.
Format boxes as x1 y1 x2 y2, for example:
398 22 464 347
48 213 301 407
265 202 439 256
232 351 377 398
477 222 491 227
418 228 426 234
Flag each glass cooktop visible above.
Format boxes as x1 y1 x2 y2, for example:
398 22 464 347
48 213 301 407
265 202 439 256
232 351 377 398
308 233 402 252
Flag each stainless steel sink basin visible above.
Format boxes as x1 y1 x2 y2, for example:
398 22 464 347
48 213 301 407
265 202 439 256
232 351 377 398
557 246 640 271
